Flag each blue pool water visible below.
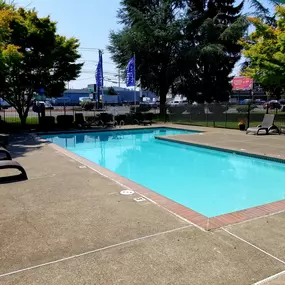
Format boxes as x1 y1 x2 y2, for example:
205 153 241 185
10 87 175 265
42 128 285 218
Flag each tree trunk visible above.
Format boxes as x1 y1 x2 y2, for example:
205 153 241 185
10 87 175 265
18 107 30 127
19 113 28 126
159 89 168 122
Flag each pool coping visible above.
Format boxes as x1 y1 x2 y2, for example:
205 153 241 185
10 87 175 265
36 125 202 136
35 127 285 231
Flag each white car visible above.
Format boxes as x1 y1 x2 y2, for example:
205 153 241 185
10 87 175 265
37 101 54 110
169 100 188 106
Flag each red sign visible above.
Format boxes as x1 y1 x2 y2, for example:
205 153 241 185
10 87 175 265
232 77 253 90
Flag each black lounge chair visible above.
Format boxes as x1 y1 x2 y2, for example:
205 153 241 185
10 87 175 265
141 113 153 126
133 113 153 126
0 146 12 160
100 113 117 128
0 134 9 147
0 160 28 183
75 113 91 128
115 114 127 127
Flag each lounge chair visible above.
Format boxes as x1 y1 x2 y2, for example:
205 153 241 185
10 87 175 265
141 113 153 126
0 146 12 160
133 113 153 126
246 114 280 135
115 114 126 127
0 134 9 147
0 160 28 183
100 113 117 128
75 113 91 128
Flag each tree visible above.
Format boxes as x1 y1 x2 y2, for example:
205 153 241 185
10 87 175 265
108 0 247 110
0 2 22 73
108 0 185 117
172 0 248 102
0 3 83 125
248 1 282 25
240 6 285 98
107 86 117 95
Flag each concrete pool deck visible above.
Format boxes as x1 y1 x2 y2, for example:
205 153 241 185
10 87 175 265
1 125 285 284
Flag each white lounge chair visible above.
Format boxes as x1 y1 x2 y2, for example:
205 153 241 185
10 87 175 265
246 114 279 135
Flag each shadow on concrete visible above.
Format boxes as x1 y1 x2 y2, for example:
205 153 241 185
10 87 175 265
5 133 49 160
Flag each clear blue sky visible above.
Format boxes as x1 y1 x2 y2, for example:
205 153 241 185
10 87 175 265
16 0 272 89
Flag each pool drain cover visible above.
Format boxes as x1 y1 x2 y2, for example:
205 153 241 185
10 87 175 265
134 197 146 202
120 190 135 195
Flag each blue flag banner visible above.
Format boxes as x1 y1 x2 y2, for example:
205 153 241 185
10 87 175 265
126 57 136 87
96 52 103 88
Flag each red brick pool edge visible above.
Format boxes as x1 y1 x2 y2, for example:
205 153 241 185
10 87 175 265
40 137 285 231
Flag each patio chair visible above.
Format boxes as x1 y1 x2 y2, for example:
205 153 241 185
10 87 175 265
0 134 9 147
140 113 153 126
0 160 28 183
0 146 12 160
75 113 91 128
100 113 117 128
85 115 101 127
115 114 127 127
133 113 153 126
246 114 280 135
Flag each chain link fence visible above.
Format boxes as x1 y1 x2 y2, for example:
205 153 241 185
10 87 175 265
1 102 285 131
166 103 285 130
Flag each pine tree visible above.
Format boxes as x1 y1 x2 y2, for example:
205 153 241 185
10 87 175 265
180 0 248 102
108 0 185 116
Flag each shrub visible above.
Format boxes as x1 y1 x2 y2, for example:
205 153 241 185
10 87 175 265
208 104 229 114
57 115 74 128
236 105 257 113
81 101 96 111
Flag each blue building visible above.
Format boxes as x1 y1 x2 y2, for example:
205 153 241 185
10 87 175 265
52 89 90 105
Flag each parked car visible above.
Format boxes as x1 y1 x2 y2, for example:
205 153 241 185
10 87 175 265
279 99 285 104
263 101 281 110
168 100 188 106
37 101 54 110
254 99 266 105
0 99 11 109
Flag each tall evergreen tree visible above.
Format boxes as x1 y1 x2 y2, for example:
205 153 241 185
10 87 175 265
179 0 248 102
109 0 247 107
108 0 185 116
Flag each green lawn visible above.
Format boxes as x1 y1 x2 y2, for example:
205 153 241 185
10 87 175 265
3 117 39 125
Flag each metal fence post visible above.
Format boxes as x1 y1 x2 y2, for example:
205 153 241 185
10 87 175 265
213 104 216 128
247 103 250 129
206 105 208 127
225 104 228 128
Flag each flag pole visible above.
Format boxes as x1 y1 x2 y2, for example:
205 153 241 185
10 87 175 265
134 53 136 112
101 50 104 110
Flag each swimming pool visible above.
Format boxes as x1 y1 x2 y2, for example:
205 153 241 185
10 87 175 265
42 128 285 218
